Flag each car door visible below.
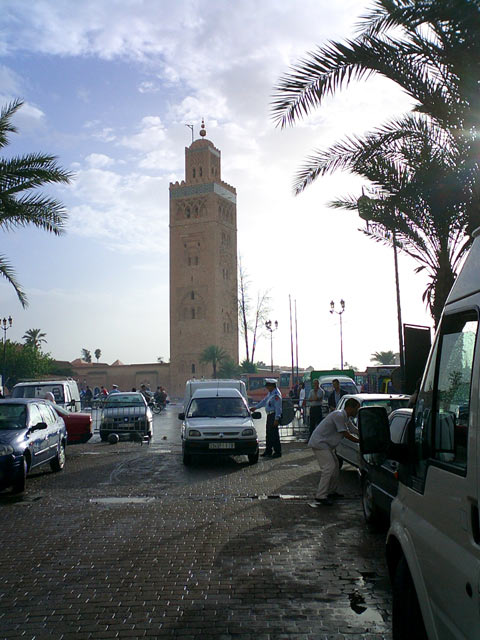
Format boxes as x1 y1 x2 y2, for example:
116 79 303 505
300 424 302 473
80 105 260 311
38 404 61 460
27 403 49 466
400 307 480 639
336 397 360 465
377 413 409 500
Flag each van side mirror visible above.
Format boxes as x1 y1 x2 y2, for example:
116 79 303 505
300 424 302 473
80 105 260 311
178 412 185 421
251 411 261 419
358 406 391 456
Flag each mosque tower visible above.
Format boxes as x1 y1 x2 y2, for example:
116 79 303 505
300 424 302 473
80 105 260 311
169 121 238 395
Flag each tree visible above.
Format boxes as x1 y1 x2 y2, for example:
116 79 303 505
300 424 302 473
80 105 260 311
238 258 271 364
370 350 398 365
272 0 480 322
240 359 257 373
3 341 55 390
218 356 241 379
81 348 92 363
199 345 227 378
94 348 101 363
0 100 73 307
22 328 47 352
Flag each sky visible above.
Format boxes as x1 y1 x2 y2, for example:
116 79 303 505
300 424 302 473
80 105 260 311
0 0 434 371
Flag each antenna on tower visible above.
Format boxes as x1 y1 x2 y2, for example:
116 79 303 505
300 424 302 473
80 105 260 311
185 124 194 144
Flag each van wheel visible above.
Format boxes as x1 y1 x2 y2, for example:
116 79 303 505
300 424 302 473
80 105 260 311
100 432 109 442
392 556 427 640
12 456 27 494
50 442 66 472
361 476 382 526
183 450 192 466
248 452 259 465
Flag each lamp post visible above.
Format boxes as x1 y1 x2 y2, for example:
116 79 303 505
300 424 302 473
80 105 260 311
265 319 278 373
2 316 12 393
330 300 345 370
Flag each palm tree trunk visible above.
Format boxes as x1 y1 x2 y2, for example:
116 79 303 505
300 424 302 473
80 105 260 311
432 247 456 328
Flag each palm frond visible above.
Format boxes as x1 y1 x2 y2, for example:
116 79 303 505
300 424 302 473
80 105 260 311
0 99 23 149
0 254 28 308
0 193 67 234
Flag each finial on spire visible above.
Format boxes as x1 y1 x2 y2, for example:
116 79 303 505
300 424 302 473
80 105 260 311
199 119 206 137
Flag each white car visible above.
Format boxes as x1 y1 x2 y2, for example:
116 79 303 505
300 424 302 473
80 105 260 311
179 387 260 465
335 393 410 467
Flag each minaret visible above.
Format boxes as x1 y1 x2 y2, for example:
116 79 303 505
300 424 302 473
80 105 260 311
169 121 238 395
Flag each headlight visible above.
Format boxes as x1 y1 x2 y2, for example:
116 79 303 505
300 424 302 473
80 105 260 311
188 429 201 437
242 428 255 436
0 445 14 456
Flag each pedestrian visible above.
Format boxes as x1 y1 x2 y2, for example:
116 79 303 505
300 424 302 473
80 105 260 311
328 378 347 412
298 382 306 419
84 386 93 405
101 386 108 397
110 384 120 394
44 391 55 403
252 378 283 458
308 397 360 505
307 378 324 435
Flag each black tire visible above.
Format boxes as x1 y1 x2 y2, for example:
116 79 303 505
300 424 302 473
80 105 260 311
248 451 259 465
182 449 192 466
50 441 66 472
361 476 382 526
152 405 161 414
392 556 427 640
12 456 27 494
100 431 109 442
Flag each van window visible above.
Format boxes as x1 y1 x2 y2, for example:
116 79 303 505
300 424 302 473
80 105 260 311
390 414 410 444
12 384 65 403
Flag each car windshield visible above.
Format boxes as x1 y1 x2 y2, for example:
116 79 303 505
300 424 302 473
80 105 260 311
105 394 144 407
187 397 250 418
0 404 27 430
320 382 358 396
12 384 65 403
362 398 410 414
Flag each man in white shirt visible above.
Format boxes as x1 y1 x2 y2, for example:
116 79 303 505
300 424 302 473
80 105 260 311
308 398 360 505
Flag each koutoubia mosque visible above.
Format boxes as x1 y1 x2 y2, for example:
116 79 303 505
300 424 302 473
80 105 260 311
72 122 239 397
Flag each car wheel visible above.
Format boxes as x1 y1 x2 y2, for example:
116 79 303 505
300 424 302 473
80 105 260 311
100 431 109 442
392 556 427 640
248 451 259 465
361 476 382 525
50 442 66 472
12 456 27 494
182 449 192 466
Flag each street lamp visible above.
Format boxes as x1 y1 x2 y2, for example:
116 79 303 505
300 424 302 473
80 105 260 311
330 300 345 370
265 319 278 373
2 316 12 393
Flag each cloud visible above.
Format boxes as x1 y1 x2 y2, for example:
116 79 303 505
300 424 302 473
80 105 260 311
138 81 159 94
85 153 115 168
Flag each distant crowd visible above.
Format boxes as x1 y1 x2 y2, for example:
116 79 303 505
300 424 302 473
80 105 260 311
79 383 169 409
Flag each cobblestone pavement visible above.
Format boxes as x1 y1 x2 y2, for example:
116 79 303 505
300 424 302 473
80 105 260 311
0 408 392 640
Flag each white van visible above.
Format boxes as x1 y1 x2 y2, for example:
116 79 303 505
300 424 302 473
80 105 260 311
183 378 248 410
178 383 260 466
12 379 81 412
358 226 480 639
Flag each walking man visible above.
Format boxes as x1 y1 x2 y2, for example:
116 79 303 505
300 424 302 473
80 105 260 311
252 378 283 458
307 378 324 435
308 397 360 505
328 378 347 412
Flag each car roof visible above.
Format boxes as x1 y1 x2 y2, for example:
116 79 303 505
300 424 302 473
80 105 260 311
340 393 410 400
0 398 49 405
191 388 244 399
107 392 143 397
389 407 413 419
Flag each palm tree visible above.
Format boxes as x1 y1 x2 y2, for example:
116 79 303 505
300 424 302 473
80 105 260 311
199 345 228 378
0 99 73 307
81 348 92 363
94 348 102 363
22 328 47 352
371 350 398 365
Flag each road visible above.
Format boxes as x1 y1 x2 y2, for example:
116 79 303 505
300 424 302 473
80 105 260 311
0 405 393 639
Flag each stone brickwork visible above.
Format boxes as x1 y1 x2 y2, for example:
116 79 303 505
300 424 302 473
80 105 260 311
169 125 238 396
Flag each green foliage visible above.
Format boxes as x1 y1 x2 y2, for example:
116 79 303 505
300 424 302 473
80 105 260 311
81 348 92 363
94 348 101 363
218 357 241 379
199 345 228 378
0 100 73 307
22 328 47 352
370 350 398 365
240 359 258 373
3 340 55 390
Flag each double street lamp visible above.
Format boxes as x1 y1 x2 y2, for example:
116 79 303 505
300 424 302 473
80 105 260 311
330 300 345 370
265 319 278 373
2 316 12 393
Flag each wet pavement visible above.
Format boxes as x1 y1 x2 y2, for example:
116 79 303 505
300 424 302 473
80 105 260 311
0 406 392 639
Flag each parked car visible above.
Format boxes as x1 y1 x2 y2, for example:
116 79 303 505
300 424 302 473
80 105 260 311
99 392 153 442
335 393 410 467
0 398 67 493
12 378 81 412
179 386 260 465
360 408 412 525
49 403 93 444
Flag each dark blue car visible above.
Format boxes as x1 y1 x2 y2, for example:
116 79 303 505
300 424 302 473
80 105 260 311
0 398 67 493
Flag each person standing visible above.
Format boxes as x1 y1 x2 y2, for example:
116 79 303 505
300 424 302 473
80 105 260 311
307 378 324 435
328 378 347 412
252 378 283 458
308 398 360 505
298 382 306 419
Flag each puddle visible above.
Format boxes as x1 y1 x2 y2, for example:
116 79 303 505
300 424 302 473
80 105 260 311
90 497 155 505
80 452 102 455
248 494 308 500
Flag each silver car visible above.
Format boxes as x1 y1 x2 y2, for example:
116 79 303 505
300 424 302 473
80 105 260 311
335 393 410 468
99 392 153 442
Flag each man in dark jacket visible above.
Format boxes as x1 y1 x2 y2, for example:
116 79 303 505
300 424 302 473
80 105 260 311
328 379 347 412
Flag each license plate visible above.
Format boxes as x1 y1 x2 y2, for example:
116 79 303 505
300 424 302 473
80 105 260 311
209 442 235 449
